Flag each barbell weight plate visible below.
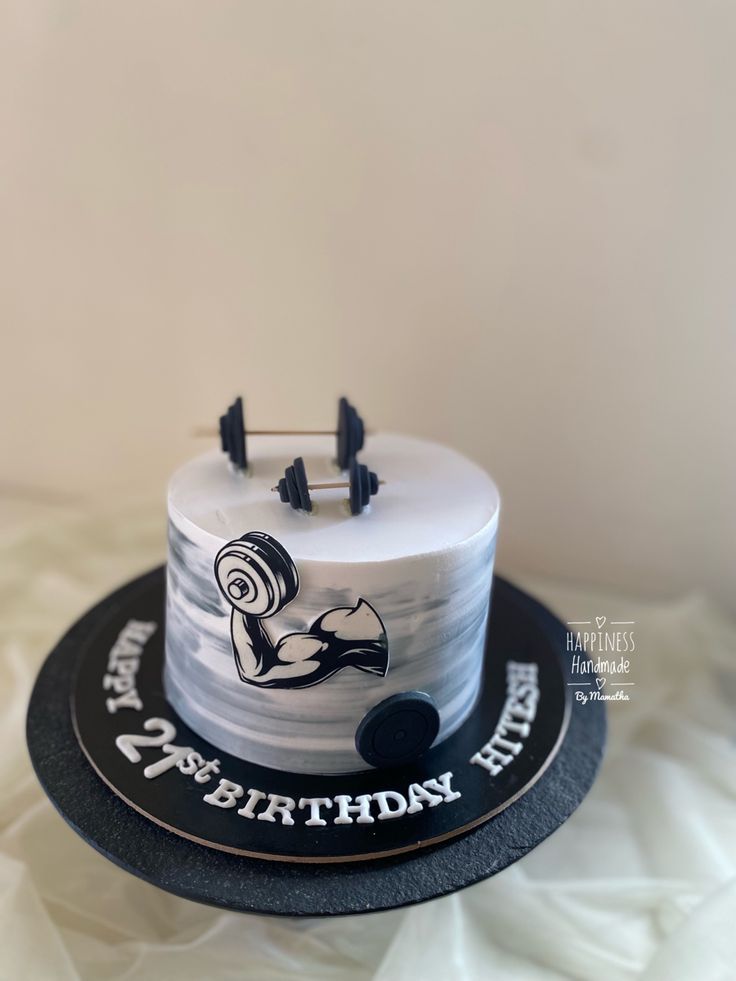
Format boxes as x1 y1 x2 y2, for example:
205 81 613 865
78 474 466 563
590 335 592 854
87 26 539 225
348 458 361 515
278 459 312 512
336 397 349 471
219 397 247 471
336 397 365 471
348 459 379 514
231 396 247 471
355 691 440 768
359 461 370 510
219 413 229 453
292 456 312 512
285 465 301 510
351 406 365 455
345 404 364 466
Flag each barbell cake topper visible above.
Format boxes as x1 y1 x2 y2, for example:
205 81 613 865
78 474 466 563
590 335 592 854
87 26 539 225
272 456 383 515
196 396 365 472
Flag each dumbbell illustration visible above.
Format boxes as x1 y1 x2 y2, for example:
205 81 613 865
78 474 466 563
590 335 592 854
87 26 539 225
214 531 439 765
214 531 389 690
215 531 300 620
196 396 365 472
272 456 383 515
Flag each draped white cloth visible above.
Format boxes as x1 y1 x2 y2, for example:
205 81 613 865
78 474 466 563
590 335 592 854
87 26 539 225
1 500 734 980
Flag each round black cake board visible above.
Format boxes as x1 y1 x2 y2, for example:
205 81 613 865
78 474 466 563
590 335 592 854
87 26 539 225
26 569 606 917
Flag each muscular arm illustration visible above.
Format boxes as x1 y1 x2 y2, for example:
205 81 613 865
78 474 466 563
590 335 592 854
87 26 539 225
214 532 389 690
230 599 389 689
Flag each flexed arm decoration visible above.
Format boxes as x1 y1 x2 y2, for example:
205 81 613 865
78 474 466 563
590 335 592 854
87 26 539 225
214 532 389 690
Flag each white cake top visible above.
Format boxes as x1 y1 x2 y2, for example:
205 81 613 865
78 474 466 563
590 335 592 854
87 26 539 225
169 433 499 562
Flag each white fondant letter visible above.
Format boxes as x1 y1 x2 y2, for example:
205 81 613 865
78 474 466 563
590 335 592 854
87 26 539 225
422 771 462 803
298 797 333 827
177 751 205 775
106 689 143 714
237 788 267 819
203 778 244 809
333 794 375 825
406 783 444 814
470 745 513 776
257 794 296 826
372 791 407 821
194 759 221 784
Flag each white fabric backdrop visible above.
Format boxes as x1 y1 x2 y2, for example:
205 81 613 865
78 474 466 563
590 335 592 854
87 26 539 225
1 500 735 980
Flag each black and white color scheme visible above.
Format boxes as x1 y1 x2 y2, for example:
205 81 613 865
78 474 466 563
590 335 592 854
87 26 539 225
273 457 382 515
214 532 389 690
28 565 605 910
217 395 364 472
164 433 500 775
64 568 584 864
25 410 608 907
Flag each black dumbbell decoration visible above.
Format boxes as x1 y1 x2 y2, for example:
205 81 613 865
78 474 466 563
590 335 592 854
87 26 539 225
198 396 365 473
272 457 383 515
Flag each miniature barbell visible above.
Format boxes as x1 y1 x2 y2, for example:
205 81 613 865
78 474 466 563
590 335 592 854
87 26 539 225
196 396 365 472
272 456 383 515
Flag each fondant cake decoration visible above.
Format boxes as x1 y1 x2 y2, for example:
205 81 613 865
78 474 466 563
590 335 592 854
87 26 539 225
67 570 578 863
355 692 440 768
273 456 313 512
26 401 607 901
218 396 247 470
214 531 389 689
273 456 382 515
103 619 157 714
165 433 499 774
201 395 365 472
470 661 540 776
335 396 365 471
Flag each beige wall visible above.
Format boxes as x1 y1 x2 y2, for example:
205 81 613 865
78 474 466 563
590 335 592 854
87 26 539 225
1 3 734 609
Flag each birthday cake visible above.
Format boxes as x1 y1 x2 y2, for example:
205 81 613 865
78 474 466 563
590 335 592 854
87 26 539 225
164 399 500 775
26 394 604 900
